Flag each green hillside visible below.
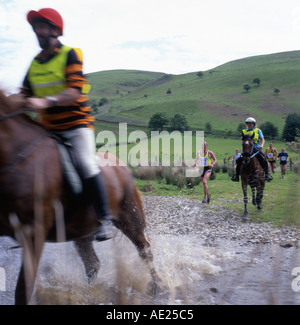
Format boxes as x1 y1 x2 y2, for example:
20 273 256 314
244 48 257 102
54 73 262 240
87 51 300 135
87 69 165 101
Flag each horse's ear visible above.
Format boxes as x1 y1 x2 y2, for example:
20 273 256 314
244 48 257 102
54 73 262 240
250 133 255 139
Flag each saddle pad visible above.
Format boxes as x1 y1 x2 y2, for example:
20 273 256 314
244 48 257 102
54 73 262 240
56 142 83 196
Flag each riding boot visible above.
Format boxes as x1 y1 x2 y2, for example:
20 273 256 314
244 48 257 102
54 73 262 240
257 152 273 182
231 157 242 182
264 168 273 182
84 172 114 241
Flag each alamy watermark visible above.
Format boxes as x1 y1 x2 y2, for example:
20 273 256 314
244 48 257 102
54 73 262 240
96 123 204 177
0 267 5 292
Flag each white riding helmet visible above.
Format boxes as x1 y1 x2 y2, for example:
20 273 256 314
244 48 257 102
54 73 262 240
245 117 256 125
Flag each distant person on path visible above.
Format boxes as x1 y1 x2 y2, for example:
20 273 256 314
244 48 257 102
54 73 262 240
264 142 278 173
277 147 289 178
194 141 217 203
232 149 241 168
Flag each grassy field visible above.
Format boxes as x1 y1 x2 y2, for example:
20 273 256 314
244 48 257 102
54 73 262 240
135 166 300 228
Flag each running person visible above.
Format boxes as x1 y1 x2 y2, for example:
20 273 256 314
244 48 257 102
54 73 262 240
194 141 217 203
277 147 289 178
265 142 278 173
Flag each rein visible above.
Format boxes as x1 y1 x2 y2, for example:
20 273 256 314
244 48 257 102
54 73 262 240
0 108 31 122
250 151 259 159
0 133 47 176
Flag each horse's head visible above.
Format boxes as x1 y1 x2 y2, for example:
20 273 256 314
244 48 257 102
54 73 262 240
0 90 27 115
241 134 254 164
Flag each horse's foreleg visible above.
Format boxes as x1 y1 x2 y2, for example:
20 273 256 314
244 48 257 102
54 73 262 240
9 213 39 305
251 186 257 205
256 182 265 210
116 204 162 297
15 264 27 305
13 224 45 305
242 185 248 220
131 233 162 296
118 218 159 282
74 237 100 283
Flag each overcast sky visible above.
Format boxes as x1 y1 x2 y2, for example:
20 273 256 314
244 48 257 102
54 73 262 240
1 0 300 92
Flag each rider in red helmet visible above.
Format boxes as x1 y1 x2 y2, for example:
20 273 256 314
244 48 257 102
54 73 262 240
22 8 114 241
27 8 63 49
27 8 63 35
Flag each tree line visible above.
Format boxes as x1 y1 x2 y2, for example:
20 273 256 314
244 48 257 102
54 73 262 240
148 112 300 141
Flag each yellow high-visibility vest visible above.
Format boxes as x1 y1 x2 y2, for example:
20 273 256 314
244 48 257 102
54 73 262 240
27 45 90 97
242 127 259 144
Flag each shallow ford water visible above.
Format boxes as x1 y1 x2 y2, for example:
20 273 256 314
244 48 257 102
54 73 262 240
1 229 299 305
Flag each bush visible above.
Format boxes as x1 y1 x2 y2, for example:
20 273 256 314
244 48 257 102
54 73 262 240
133 165 211 189
162 167 175 185
221 164 228 173
213 163 221 173
293 161 300 175
98 98 108 106
260 121 278 139
132 166 158 180
282 113 300 141
185 176 200 188
227 166 235 177
176 173 186 189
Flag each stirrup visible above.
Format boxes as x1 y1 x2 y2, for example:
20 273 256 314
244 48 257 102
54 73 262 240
94 220 114 242
266 174 273 182
231 174 239 182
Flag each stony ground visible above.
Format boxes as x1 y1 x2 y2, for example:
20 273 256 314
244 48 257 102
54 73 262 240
142 195 300 247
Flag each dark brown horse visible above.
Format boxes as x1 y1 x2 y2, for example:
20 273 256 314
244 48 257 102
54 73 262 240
0 91 160 304
240 135 266 220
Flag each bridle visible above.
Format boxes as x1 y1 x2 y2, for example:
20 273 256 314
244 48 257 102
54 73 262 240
242 138 259 162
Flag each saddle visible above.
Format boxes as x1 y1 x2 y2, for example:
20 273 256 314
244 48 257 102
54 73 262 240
50 134 83 196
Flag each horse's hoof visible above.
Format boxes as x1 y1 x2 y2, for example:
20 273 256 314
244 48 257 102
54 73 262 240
86 267 99 284
147 280 169 303
242 215 248 222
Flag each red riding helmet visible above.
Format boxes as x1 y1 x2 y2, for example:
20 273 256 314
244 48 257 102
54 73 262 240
27 8 63 36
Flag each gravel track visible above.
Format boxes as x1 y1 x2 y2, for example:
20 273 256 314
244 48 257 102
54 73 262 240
142 195 300 247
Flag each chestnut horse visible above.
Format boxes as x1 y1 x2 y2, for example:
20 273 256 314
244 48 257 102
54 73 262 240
240 135 265 220
0 91 160 304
